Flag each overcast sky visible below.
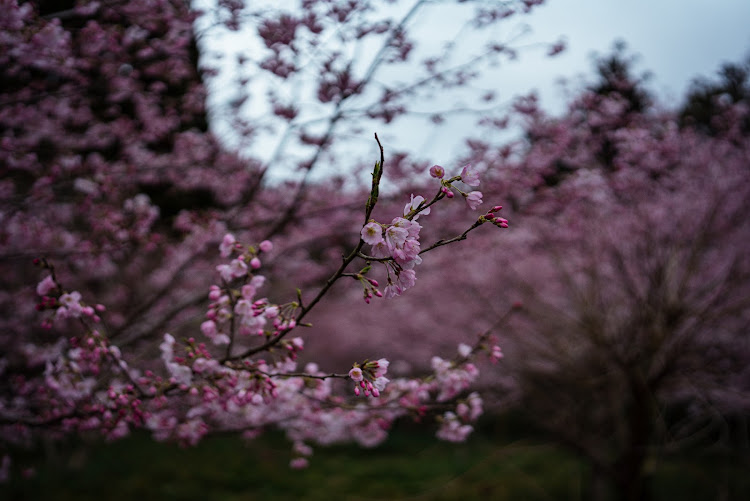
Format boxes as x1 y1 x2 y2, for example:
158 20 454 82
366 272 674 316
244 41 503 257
505 0 750 112
406 0 750 161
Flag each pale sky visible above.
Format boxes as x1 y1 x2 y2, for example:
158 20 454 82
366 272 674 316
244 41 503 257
514 0 750 112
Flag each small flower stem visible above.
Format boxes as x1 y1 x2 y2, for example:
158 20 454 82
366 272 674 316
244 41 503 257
419 219 484 255
260 371 349 380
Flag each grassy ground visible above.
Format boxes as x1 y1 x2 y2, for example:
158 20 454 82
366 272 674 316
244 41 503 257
5 420 749 501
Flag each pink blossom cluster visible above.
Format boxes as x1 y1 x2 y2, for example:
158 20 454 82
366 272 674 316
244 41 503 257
431 354 480 402
437 392 483 442
361 212 423 298
206 235 300 342
348 358 391 397
34 267 105 329
430 163 484 211
357 162 504 300
10 225 502 470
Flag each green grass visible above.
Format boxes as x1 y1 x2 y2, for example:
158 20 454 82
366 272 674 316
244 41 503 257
5 421 749 501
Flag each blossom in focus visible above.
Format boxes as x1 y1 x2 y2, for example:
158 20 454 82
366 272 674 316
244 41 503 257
460 164 480 186
370 241 390 259
385 225 408 251
361 222 384 245
373 376 389 392
374 358 389 377
403 194 430 220
349 367 364 381
429 164 445 178
465 191 483 210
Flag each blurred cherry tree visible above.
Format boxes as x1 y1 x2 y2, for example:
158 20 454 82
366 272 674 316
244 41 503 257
3 0 748 497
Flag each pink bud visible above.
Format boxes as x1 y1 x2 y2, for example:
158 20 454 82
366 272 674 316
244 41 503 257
250 257 261 269
259 240 273 252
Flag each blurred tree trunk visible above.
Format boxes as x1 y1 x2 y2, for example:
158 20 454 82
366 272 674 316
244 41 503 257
611 374 654 501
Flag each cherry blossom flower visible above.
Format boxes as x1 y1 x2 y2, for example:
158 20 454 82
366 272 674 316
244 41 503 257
392 239 421 268
229 258 248 278
264 306 279 318
58 291 83 317
460 164 481 186
385 225 408 251
370 241 390 258
373 358 390 377
361 222 384 245
219 233 236 258
490 345 504 363
465 191 483 210
391 217 421 238
436 412 474 442
348 367 364 382
259 240 273 252
292 441 313 457
396 269 416 291
372 376 389 392
458 343 472 358
36 275 56 296
403 194 430 220
290 457 309 469
429 164 445 178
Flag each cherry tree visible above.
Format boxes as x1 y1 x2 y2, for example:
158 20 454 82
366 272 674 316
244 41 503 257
402 53 750 499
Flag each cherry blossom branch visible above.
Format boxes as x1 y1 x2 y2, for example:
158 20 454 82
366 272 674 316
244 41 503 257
225 134 385 361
